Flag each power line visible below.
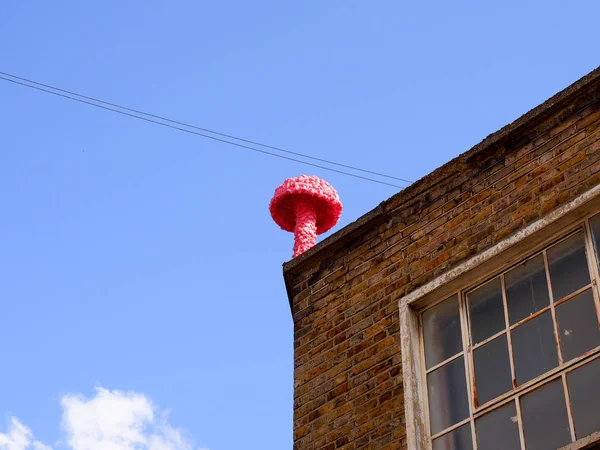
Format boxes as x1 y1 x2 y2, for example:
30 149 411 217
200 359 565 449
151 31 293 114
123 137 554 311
0 70 413 185
0 75 406 189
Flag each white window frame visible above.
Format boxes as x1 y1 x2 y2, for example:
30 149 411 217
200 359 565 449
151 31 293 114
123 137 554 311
399 183 600 450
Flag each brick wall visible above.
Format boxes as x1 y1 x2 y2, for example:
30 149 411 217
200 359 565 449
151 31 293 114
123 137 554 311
285 76 600 450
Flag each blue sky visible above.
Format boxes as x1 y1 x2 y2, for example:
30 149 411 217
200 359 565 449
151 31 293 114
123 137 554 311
0 1 598 449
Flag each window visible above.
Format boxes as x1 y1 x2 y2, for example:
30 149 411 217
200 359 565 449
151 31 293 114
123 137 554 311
419 212 600 450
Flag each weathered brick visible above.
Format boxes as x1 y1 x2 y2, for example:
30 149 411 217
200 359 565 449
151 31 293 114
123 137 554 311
285 70 600 449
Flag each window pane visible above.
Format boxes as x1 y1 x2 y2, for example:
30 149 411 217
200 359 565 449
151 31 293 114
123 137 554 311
475 401 520 450
423 295 463 369
432 423 473 450
548 233 591 301
567 356 600 439
512 311 558 385
506 254 550 325
468 277 505 345
428 356 470 435
556 289 600 362
591 213 600 267
520 379 571 450
473 334 512 405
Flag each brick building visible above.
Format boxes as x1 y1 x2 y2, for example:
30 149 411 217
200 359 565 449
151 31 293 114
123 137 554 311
283 66 600 450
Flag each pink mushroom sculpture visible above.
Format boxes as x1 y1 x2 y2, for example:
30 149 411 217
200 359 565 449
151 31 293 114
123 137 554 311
270 175 342 258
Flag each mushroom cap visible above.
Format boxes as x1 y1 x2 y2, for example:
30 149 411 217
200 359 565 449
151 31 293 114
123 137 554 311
270 175 342 234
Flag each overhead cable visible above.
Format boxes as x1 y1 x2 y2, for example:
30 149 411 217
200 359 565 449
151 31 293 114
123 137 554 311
0 72 411 189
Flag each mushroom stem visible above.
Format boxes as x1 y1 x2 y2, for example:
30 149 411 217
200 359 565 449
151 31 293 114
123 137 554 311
293 198 317 257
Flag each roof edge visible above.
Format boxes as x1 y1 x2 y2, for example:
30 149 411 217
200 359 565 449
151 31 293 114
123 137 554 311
283 65 600 305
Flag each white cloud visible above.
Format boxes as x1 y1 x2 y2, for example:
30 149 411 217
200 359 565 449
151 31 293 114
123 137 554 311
0 418 51 450
0 388 207 450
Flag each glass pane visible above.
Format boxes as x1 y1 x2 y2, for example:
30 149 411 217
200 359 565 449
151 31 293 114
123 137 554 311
506 254 550 325
423 295 463 369
427 356 470 435
475 401 520 450
432 423 473 450
556 289 600 362
568 356 600 439
468 277 505 345
512 311 558 385
473 334 512 405
548 233 591 301
591 213 600 267
521 379 571 450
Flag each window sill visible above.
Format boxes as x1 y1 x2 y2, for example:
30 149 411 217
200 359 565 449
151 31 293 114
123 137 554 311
560 432 600 450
